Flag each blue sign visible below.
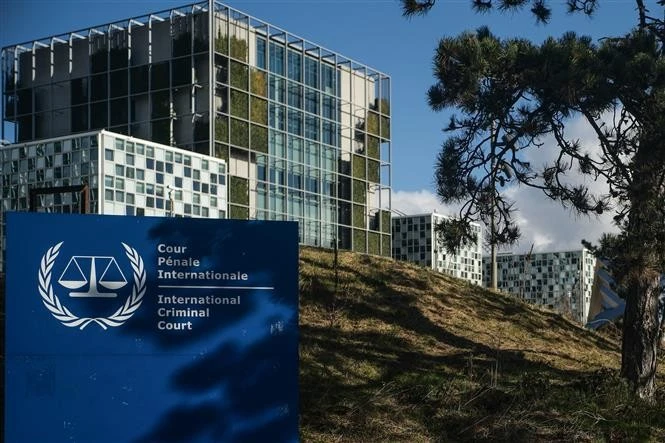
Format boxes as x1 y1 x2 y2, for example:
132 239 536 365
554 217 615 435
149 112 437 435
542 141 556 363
5 212 299 442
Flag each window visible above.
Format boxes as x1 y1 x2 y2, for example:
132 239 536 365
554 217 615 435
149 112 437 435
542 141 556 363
305 115 319 141
321 64 335 94
288 136 303 163
256 38 267 69
257 163 267 181
322 121 337 146
288 110 302 135
305 57 318 88
288 82 302 109
305 88 318 115
288 50 302 82
322 95 336 120
269 42 284 75
269 103 286 130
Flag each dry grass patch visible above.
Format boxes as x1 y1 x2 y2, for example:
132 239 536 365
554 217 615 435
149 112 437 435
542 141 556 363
299 246 665 442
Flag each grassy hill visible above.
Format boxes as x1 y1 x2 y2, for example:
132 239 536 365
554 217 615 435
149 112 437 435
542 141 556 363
299 246 665 442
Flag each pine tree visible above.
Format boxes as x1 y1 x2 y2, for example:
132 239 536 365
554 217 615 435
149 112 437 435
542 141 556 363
403 1 665 398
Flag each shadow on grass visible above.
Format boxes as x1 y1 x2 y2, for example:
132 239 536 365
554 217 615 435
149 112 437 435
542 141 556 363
301 250 619 356
298 248 636 441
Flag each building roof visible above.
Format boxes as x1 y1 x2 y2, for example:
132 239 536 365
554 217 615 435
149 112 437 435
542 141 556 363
1 0 389 79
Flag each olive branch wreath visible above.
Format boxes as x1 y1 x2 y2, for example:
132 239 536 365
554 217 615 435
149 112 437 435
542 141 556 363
38 241 146 330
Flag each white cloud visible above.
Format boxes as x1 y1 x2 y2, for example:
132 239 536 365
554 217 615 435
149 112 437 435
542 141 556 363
392 187 616 254
392 115 621 254
505 185 617 253
391 189 450 217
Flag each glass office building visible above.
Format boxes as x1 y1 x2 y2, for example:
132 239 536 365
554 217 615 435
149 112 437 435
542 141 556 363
1 1 392 255
0 130 228 267
392 213 483 286
483 249 596 323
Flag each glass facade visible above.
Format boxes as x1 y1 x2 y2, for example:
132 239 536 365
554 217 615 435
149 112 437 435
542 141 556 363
2 7 211 152
2 1 392 255
483 249 596 323
0 130 228 267
392 213 483 286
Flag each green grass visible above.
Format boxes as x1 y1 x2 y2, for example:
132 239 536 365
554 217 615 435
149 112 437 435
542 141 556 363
299 246 665 442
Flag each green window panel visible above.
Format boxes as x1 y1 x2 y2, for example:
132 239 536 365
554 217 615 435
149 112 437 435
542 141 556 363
229 204 249 220
214 143 229 162
378 98 390 116
380 116 390 140
352 179 366 204
353 204 365 229
230 38 248 62
230 118 249 148
250 69 268 97
381 210 391 234
368 232 380 256
353 229 367 253
251 125 268 153
229 176 249 205
250 96 268 125
367 136 380 160
352 154 366 180
214 31 227 55
215 34 248 62
382 234 391 257
230 90 249 119
366 111 380 137
368 160 380 183
230 61 249 90
215 116 228 143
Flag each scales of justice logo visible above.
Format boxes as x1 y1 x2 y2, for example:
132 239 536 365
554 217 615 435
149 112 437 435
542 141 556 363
37 242 146 330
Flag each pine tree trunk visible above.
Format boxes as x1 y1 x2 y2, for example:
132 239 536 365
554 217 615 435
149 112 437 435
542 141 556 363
619 136 664 400
620 271 661 399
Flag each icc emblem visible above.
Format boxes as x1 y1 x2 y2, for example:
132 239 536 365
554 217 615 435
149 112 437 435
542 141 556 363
38 242 146 330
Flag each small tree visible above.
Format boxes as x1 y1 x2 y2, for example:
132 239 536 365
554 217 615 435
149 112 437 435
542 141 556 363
403 0 665 398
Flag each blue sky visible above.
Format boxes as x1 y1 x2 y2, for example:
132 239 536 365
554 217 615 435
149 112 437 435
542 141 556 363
0 0 646 252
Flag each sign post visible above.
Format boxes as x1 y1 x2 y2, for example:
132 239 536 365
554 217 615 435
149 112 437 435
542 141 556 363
4 212 299 442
